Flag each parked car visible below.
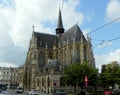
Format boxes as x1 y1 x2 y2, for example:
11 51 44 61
15 87 24 93
53 90 67 95
113 88 120 95
27 89 39 95
104 89 113 95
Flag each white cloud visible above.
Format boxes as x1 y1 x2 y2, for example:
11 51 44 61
0 0 84 67
106 0 120 21
95 49 120 72
0 61 17 67
86 13 94 22
9 0 84 48
62 0 84 28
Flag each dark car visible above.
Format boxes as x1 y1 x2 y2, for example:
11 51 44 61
15 87 24 93
53 90 67 95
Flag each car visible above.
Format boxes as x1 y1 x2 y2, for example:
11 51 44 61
113 88 120 95
15 87 24 93
53 90 67 95
27 89 39 95
103 89 113 95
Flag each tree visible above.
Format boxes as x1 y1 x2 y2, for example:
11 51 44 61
60 62 98 89
101 61 120 88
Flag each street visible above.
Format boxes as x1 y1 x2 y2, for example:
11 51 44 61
0 89 26 95
0 89 52 95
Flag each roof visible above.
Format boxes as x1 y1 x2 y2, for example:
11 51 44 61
32 24 86 49
57 9 64 29
59 24 87 44
33 32 58 49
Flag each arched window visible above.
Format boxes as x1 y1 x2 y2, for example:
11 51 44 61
38 52 44 69
47 76 50 87
37 78 40 86
48 52 52 59
42 77 44 87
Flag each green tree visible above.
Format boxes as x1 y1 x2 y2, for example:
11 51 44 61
101 61 120 88
61 62 98 89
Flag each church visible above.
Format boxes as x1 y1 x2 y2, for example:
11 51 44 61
23 8 95 93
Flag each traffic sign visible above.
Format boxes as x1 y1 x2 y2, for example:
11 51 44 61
84 76 88 87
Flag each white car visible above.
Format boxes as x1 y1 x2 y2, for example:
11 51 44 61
28 89 39 95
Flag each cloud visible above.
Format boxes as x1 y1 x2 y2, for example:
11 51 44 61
95 49 120 72
106 0 120 21
62 0 84 28
0 61 17 67
0 0 84 67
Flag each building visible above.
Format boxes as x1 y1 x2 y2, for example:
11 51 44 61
17 65 24 88
0 67 11 86
0 67 18 89
23 9 95 93
10 67 18 89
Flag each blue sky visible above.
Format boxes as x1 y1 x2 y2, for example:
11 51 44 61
0 0 120 72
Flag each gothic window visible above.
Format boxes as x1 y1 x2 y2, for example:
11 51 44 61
76 49 80 62
38 52 44 69
42 77 44 87
48 52 52 59
37 78 40 86
34 53 36 59
47 76 50 87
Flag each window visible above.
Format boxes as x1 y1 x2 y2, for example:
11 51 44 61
37 78 40 86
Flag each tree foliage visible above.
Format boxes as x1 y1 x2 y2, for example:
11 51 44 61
60 62 98 88
101 61 120 87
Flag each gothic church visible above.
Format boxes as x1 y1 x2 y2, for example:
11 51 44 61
23 9 95 93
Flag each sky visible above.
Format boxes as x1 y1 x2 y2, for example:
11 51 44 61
0 0 120 72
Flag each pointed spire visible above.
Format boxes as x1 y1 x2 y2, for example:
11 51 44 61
57 8 63 29
56 8 64 36
32 25 35 38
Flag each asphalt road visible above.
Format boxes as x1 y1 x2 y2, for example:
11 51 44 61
0 89 26 95
0 89 52 95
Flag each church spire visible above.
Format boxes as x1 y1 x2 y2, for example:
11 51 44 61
56 8 64 38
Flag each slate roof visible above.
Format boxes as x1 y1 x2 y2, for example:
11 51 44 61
33 32 58 49
32 24 87 49
59 24 87 44
57 9 64 30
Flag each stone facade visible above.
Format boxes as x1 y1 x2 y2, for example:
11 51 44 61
23 9 95 93
0 67 18 89
17 65 24 87
0 67 11 86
